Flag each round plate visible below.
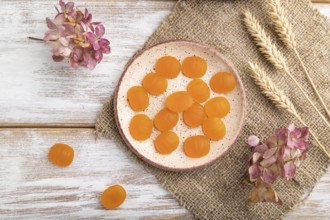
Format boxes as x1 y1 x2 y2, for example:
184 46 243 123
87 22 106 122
114 40 246 171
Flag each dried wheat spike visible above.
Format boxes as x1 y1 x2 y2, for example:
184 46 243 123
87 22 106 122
243 11 289 72
267 0 296 50
249 62 330 159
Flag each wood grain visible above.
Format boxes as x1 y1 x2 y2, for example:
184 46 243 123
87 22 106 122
0 128 330 219
0 128 191 219
0 1 328 127
1 1 330 219
0 0 175 127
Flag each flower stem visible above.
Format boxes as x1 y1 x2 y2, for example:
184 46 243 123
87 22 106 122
293 48 330 120
27 37 45 41
284 68 330 129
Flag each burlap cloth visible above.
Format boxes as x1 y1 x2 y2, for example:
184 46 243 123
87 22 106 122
96 0 330 219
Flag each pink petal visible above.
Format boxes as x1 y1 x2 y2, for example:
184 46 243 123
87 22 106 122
288 123 295 132
283 161 296 179
261 168 276 184
46 17 57 29
249 164 260 182
52 55 64 62
254 144 268 154
58 37 69 47
263 147 277 159
252 152 262 164
248 135 259 147
95 24 105 37
260 156 277 168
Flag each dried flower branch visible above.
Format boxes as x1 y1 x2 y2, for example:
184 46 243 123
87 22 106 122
249 63 330 159
243 11 330 129
266 0 330 119
40 0 111 70
247 123 309 204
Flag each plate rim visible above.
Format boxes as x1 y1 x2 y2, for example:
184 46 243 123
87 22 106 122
114 40 247 172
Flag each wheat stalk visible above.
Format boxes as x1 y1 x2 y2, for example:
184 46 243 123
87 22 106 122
249 63 330 159
266 0 330 119
243 11 330 129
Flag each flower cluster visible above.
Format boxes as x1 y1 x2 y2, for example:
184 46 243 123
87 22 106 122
247 124 309 204
44 0 110 70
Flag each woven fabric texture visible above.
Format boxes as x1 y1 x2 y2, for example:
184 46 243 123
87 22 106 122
96 0 330 219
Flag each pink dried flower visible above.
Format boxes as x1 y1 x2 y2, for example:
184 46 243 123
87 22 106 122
247 124 309 204
43 0 110 70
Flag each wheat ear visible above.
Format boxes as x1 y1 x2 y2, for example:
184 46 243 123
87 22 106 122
266 0 330 119
243 11 330 129
249 63 330 159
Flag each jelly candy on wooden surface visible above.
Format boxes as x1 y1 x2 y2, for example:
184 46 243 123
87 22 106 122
100 185 126 209
48 143 74 167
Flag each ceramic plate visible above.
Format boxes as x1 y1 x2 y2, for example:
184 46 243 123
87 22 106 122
114 40 246 171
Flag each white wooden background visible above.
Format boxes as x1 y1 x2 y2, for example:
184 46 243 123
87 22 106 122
0 1 329 219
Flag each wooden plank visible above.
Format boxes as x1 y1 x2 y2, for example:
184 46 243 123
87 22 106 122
0 128 191 219
0 0 175 127
314 3 330 15
0 128 330 219
0 1 328 127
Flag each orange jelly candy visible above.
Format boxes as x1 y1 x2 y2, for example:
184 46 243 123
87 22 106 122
101 185 126 209
48 143 74 167
154 131 179 154
202 117 226 141
187 79 210 103
142 73 168 95
183 102 206 128
155 56 181 79
129 114 152 141
210 72 237 93
127 86 149 111
204 97 230 118
183 135 210 158
154 108 179 132
182 56 207 78
166 91 194 112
